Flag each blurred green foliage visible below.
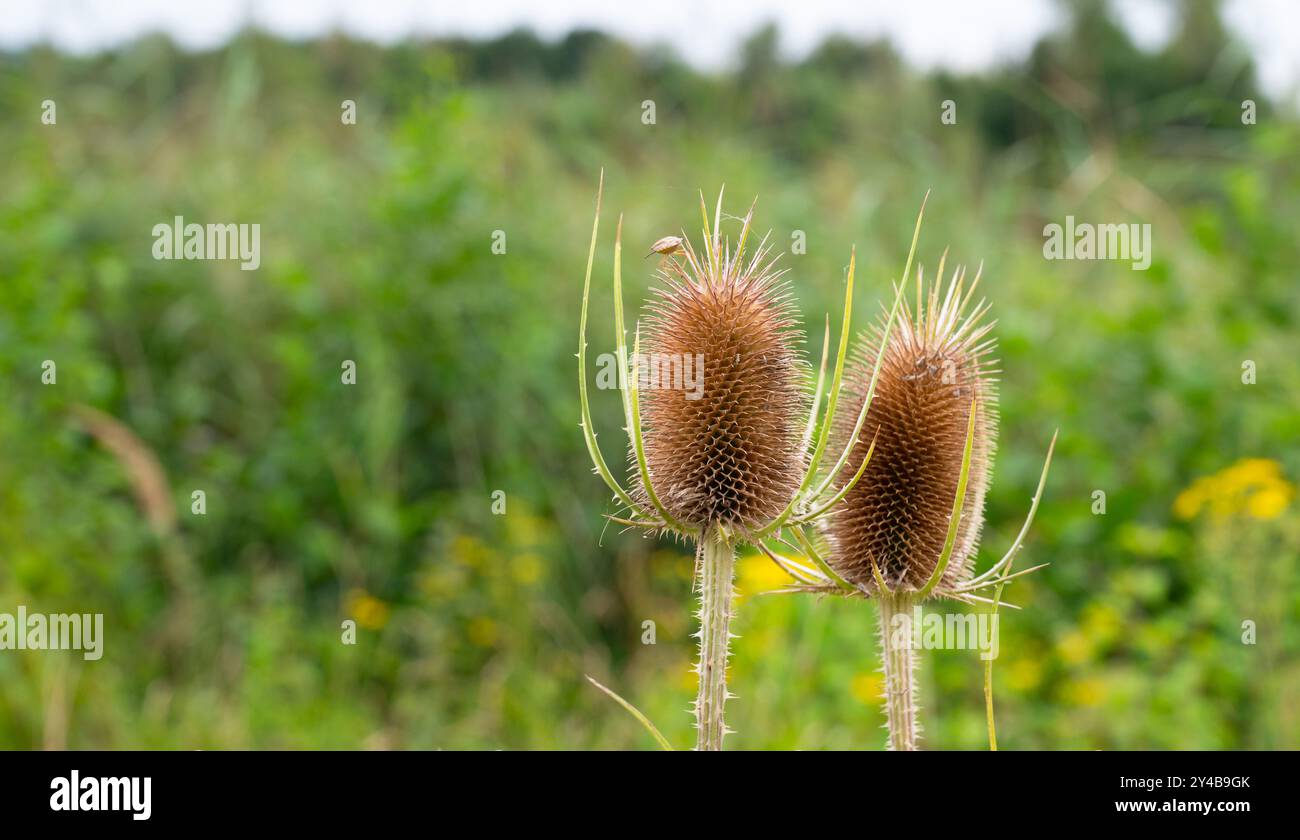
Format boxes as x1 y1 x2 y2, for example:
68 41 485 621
0 0 1297 749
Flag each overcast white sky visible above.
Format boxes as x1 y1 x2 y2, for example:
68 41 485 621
4 0 1298 102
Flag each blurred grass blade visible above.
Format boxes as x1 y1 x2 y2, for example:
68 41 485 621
70 404 176 538
586 676 674 750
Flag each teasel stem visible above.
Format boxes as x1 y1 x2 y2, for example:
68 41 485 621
878 594 920 751
694 527 736 751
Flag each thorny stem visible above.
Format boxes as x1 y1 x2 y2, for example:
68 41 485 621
878 594 920 751
694 527 736 751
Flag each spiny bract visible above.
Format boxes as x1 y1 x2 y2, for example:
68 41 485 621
633 226 808 532
825 266 999 594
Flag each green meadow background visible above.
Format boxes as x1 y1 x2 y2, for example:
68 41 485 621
1 0 1297 749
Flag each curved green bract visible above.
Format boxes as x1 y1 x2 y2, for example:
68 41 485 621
918 394 977 600
577 172 646 517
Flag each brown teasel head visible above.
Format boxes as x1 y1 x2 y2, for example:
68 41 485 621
824 263 999 596
632 216 808 532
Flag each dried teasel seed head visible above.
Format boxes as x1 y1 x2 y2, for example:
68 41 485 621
632 208 808 531
825 263 999 595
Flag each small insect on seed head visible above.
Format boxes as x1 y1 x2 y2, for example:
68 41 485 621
644 235 684 259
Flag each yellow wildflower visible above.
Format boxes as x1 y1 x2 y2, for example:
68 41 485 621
1247 485 1292 520
512 552 544 585
850 672 885 705
466 616 499 647
1062 676 1108 707
1173 458 1293 521
736 553 795 596
1057 630 1093 665
347 589 390 630
1007 658 1043 692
